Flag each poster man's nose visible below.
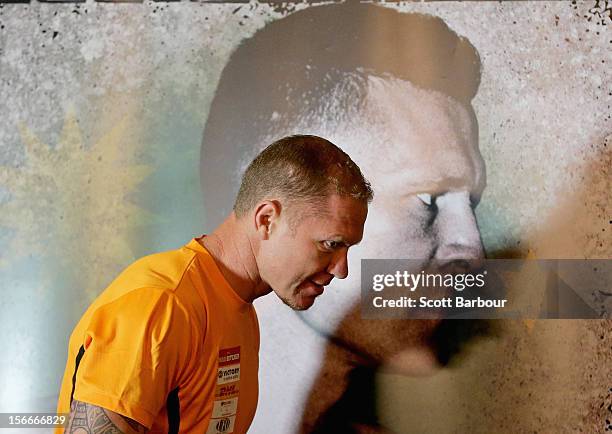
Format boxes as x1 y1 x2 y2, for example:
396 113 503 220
433 191 484 272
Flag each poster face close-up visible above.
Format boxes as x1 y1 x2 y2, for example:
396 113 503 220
0 1 610 433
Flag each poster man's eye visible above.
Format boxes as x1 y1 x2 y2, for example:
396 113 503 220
416 193 433 206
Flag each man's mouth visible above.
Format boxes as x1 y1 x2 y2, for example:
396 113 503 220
303 280 325 297
311 280 325 295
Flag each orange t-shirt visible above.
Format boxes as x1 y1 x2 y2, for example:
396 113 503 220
55 237 259 434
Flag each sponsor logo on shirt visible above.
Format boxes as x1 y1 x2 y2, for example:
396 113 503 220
217 365 240 385
212 398 238 418
206 347 240 434
218 346 241 367
206 415 235 434
215 384 239 400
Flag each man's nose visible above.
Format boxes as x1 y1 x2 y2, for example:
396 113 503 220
433 191 484 273
327 248 349 279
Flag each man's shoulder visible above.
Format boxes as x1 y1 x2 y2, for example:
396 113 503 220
116 243 199 292
81 243 203 322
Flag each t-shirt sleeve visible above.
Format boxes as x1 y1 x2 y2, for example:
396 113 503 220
73 287 193 428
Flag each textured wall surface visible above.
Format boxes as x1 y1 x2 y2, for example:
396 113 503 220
0 1 610 433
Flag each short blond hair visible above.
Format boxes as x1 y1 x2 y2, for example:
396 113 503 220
233 135 373 217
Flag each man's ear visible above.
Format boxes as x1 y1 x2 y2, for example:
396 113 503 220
253 200 281 240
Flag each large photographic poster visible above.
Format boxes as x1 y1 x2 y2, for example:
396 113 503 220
0 1 610 433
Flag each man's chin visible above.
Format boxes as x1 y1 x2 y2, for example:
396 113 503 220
279 293 317 311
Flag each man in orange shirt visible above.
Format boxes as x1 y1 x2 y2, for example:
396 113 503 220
56 135 372 434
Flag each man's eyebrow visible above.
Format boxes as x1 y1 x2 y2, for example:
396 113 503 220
328 237 361 247
407 176 479 195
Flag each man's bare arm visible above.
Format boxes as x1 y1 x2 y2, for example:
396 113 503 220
65 400 148 434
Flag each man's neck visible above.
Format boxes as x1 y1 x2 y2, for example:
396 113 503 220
199 213 271 303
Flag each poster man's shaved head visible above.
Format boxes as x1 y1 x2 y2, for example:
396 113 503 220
201 3 485 433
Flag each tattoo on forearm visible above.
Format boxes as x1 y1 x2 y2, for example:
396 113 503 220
66 400 147 433
120 416 146 432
